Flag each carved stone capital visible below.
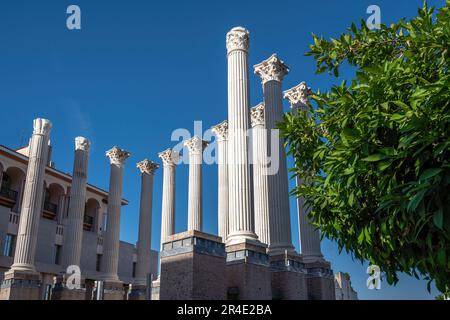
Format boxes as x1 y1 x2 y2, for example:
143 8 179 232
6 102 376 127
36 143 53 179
254 54 289 84
250 103 265 127
184 136 208 155
283 82 313 110
226 27 250 54
33 118 52 136
158 149 180 167
106 146 130 168
137 159 159 175
211 120 228 142
75 137 90 152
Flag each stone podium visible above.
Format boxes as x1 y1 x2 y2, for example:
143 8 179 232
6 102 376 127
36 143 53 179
159 231 226 300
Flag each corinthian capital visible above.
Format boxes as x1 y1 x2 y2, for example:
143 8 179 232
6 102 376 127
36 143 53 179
254 54 289 84
106 146 130 168
226 27 250 53
137 159 159 175
283 82 313 111
250 103 265 127
75 136 90 152
33 118 52 136
158 149 180 167
184 136 208 155
211 120 228 142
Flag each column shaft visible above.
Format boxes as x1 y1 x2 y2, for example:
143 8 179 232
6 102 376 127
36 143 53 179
217 140 229 241
11 118 52 273
226 27 257 243
62 137 90 269
264 80 294 253
187 154 202 231
297 177 322 259
102 147 129 282
159 150 178 248
135 160 158 285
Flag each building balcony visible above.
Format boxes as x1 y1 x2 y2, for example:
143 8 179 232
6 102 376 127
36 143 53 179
42 201 58 220
0 186 18 208
83 214 94 231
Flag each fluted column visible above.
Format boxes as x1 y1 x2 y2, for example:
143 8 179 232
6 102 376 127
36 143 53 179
212 121 229 242
135 159 159 285
158 149 179 248
61 137 90 270
254 54 294 254
10 118 52 273
102 146 130 281
226 26 257 244
250 103 270 245
184 136 208 232
284 82 323 261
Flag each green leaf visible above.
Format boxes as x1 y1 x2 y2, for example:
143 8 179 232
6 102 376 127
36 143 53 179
433 209 444 230
362 154 388 162
419 168 442 181
407 189 427 213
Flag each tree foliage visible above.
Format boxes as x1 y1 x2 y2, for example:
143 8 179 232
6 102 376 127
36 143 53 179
279 1 450 294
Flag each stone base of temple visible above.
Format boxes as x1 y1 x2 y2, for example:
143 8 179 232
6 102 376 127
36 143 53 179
225 239 272 300
128 284 149 300
0 269 42 300
269 253 308 300
159 230 227 300
151 278 160 300
102 280 125 300
304 259 336 300
51 273 86 300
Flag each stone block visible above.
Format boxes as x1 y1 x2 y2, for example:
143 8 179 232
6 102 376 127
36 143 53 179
160 230 226 300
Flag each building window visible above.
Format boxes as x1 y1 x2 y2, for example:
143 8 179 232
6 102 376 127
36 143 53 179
54 245 62 265
132 262 137 278
43 284 53 300
96 254 102 272
3 234 15 257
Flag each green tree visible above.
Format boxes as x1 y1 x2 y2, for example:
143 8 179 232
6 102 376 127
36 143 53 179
279 1 450 294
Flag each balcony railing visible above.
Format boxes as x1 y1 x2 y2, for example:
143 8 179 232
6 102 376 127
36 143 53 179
43 201 58 214
0 186 18 202
83 214 94 231
42 201 58 220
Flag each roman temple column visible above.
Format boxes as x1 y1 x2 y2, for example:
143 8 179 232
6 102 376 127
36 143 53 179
283 82 323 262
102 146 130 282
254 54 295 255
135 159 159 285
10 118 52 273
226 26 257 244
184 136 208 232
158 149 179 247
250 103 270 245
211 121 229 242
61 137 90 270
0 118 52 300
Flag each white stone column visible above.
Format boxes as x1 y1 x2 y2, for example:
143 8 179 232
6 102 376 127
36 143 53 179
10 118 52 273
211 121 229 242
135 159 159 285
250 103 270 245
102 146 130 281
226 27 258 244
184 136 208 232
158 149 179 248
284 82 323 261
61 137 90 270
254 54 295 254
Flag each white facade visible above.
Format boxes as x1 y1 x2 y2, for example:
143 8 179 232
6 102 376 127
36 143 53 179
0 143 158 299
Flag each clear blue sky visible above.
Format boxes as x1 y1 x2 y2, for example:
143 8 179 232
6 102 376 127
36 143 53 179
0 0 445 299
